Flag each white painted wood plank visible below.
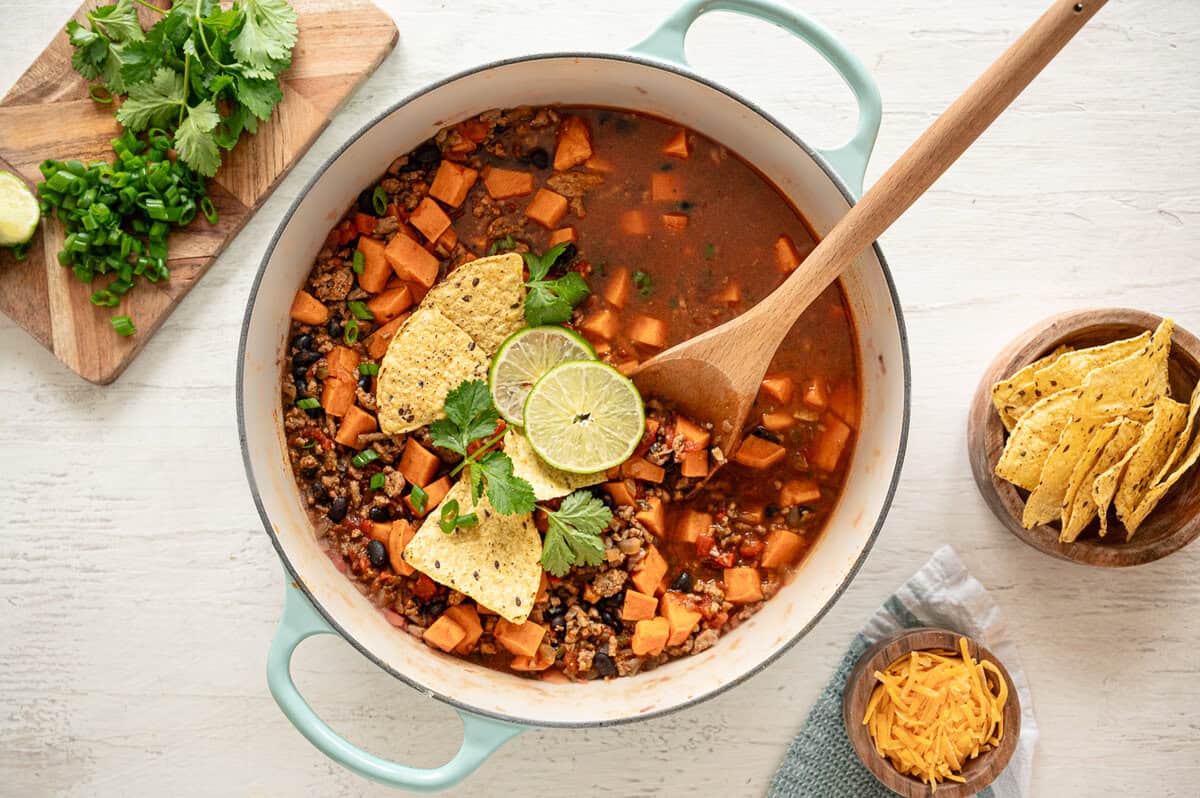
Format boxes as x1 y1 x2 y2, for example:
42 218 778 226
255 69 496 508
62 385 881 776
1 0 1198 796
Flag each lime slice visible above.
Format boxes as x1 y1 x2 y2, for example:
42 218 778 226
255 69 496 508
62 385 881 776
0 172 40 247
523 360 645 473
489 325 596 424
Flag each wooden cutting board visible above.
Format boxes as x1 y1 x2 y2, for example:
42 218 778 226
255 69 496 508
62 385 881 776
0 0 397 383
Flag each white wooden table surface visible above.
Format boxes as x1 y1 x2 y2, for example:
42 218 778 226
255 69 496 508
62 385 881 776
2 1 1198 795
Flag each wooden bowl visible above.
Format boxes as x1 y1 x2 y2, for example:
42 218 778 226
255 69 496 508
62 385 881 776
968 308 1200 567
842 628 1021 798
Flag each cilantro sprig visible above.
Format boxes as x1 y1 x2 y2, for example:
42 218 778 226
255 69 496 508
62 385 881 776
523 243 590 326
540 490 613 577
430 381 535 517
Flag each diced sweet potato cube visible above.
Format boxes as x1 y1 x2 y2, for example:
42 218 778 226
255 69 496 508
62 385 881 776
628 315 668 349
591 340 611 356
619 210 649 236
409 197 452 243
714 281 741 304
733 436 786 469
495 619 546 657
399 438 440 487
829 382 859 430
320 377 355 417
661 212 689 231
482 166 535 199
631 545 668 595
443 605 483 654
780 479 821 507
584 155 613 172
578 309 619 341
811 414 852 472
603 481 636 507
406 278 431 304
761 411 795 432
356 237 392 293
802 377 829 410
662 129 690 159
366 285 413 324
388 520 417 575
673 416 711 448
740 504 765 524
536 572 549 605
775 234 803 273
509 646 556 672
660 592 702 645
614 359 639 376
366 520 391 543
290 290 329 325
423 615 466 653
433 226 458 259
650 172 685 202
679 450 708 478
428 161 478 208
385 233 440 288
335 405 378 449
553 116 593 171
405 475 451 516
603 267 631 309
366 314 409 359
760 375 794 404
327 346 358 381
723 567 763 604
634 496 665 535
631 617 670 657
621 457 665 483
524 188 569 229
622 590 658 621
673 509 710 545
548 226 577 247
761 529 803 570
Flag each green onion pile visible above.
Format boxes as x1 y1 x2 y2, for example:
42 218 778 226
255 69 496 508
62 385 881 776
37 129 213 320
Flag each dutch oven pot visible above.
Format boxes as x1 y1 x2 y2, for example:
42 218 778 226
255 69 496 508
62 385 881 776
238 0 910 789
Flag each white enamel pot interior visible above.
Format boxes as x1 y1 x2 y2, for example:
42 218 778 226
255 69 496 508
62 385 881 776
239 54 909 727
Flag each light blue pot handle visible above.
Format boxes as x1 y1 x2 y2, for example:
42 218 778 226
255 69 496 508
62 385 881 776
267 584 524 791
629 0 881 195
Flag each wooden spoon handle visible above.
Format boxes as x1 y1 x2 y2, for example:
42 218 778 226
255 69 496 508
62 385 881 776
761 0 1107 323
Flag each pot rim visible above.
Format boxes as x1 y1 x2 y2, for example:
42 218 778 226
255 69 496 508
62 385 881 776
236 50 912 729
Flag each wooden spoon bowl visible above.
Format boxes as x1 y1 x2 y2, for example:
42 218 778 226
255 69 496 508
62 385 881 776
968 308 1200 567
842 627 1021 798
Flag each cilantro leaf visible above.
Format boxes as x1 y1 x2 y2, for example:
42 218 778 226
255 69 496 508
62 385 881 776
174 100 221 176
524 283 574 326
231 0 299 72
115 67 184 131
236 75 283 120
522 244 589 326
67 21 109 81
541 490 611 576
430 380 498 455
522 242 569 282
89 0 145 44
475 450 535 515
117 39 164 86
549 271 590 306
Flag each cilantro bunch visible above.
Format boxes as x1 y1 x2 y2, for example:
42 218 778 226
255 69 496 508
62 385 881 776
522 243 590 326
67 0 298 177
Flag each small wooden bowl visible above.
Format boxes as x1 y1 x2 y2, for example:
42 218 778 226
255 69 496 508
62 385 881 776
842 628 1021 798
968 308 1200 567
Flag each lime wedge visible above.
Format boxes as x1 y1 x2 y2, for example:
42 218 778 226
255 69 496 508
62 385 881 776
489 325 596 424
523 360 645 473
0 172 40 247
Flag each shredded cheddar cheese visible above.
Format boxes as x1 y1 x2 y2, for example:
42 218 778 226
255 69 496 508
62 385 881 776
862 638 1008 791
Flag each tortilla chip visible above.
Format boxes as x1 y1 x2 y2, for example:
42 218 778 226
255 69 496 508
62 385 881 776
1122 395 1200 537
376 308 489 436
991 344 1072 431
421 253 525 355
1022 320 1174 529
1153 380 1200 484
995 388 1081 491
1112 396 1188 533
1060 418 1142 542
504 429 605 501
403 480 542 623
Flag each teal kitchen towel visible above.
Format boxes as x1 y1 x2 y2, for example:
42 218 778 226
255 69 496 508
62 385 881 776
768 546 1038 798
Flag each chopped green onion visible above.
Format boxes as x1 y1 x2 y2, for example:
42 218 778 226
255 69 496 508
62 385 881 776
410 484 428 514
301 440 318 449
487 234 516 255
633 270 653 297
371 186 388 215
703 242 715 260
347 300 373 321
344 316 360 344
358 363 380 376
369 473 387 491
351 448 380 468
351 250 365 275
295 397 321 410
200 196 217 224
110 315 136 337
90 289 120 307
438 499 478 534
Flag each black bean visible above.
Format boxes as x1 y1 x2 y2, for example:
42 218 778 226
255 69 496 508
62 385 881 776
413 141 441 166
764 503 781 518
369 505 391 522
424 599 447 618
528 147 549 169
291 333 314 351
304 404 324 419
659 162 674 172
292 364 309 385
327 496 348 522
300 465 319 479
545 605 567 630
671 571 693 592
313 485 331 505
752 427 782 444
593 652 617 677
366 539 387 568
327 319 344 339
356 189 377 216
599 607 621 629
292 349 320 368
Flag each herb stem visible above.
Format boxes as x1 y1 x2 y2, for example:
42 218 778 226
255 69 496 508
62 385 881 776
131 0 168 14
178 53 191 128
449 429 507 477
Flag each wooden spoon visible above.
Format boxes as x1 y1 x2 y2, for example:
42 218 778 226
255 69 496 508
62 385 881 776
632 0 1108 461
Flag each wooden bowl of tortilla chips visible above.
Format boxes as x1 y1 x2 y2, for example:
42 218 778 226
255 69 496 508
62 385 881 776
969 308 1200 566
